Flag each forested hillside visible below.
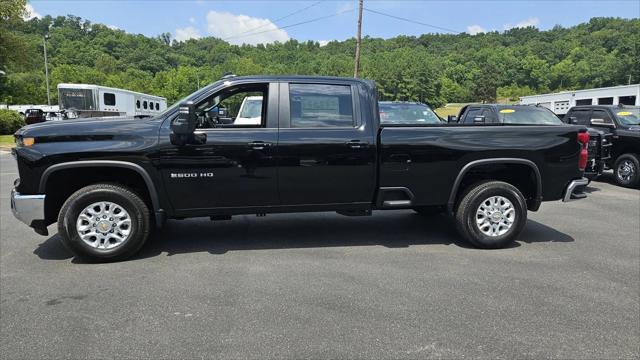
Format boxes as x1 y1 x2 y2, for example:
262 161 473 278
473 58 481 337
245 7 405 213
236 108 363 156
1 1 638 107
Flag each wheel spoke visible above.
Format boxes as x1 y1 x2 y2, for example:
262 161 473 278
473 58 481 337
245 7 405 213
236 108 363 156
76 201 133 250
475 195 516 237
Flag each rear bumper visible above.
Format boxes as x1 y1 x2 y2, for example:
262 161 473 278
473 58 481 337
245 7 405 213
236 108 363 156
562 178 589 202
10 189 46 227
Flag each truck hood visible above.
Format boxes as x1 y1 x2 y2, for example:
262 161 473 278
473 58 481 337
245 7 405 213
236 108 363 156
15 117 161 139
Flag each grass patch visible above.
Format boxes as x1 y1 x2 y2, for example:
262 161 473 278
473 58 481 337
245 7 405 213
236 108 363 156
0 135 15 147
435 103 470 118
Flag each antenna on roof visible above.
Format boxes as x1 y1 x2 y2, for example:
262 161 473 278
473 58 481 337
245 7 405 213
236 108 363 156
221 72 236 80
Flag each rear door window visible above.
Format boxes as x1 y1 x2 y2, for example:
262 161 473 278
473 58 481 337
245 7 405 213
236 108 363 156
462 108 482 123
569 109 592 126
289 84 354 128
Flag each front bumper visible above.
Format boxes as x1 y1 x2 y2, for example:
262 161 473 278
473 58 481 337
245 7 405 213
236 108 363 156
562 178 589 202
10 189 46 227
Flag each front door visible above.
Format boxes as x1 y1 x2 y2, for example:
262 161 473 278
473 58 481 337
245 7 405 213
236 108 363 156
276 82 376 206
158 82 279 212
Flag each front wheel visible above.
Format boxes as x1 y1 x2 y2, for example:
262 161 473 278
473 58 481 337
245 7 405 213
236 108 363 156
614 154 640 188
455 181 527 249
57 184 151 262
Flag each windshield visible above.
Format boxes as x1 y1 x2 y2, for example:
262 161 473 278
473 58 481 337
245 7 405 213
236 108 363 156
239 99 263 118
498 106 563 125
58 88 95 110
614 107 640 125
379 102 441 124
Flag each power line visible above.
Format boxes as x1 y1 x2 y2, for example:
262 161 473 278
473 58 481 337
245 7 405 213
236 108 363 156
363 8 460 34
223 8 354 42
224 1 323 40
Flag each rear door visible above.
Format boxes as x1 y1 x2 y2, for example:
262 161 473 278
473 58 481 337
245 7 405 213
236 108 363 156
276 82 376 205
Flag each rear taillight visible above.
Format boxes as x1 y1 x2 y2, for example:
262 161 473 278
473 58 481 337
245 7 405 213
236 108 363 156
577 132 589 170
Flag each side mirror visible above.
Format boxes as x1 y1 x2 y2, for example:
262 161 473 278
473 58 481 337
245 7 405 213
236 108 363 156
170 101 201 146
171 101 196 135
567 116 578 124
473 115 486 124
590 118 615 127
447 115 457 123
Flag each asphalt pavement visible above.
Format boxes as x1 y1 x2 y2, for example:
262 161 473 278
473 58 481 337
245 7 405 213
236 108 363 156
1 151 639 359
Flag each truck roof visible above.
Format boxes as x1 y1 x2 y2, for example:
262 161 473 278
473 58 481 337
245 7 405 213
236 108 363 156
213 75 375 87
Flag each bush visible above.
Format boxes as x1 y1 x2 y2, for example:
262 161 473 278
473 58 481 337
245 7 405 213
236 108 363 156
0 109 26 134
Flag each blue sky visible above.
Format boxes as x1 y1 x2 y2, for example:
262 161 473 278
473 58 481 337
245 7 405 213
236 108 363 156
27 0 640 45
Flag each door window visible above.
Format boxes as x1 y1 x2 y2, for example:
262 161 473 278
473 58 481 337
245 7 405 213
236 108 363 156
289 84 354 128
481 108 496 123
192 84 267 129
591 110 614 124
462 108 482 123
569 109 591 125
104 93 116 106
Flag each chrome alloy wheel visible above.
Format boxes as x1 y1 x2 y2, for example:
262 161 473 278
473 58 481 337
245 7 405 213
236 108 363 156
617 160 636 182
76 201 132 250
475 196 515 237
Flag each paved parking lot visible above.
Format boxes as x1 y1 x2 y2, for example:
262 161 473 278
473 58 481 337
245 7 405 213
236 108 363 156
1 151 639 359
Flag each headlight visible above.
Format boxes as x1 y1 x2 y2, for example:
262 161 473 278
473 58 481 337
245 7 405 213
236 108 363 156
16 137 35 147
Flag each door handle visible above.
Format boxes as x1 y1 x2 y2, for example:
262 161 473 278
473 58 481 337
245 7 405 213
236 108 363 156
346 140 369 149
248 141 272 150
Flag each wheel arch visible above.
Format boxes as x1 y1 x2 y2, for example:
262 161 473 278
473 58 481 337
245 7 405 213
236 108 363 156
447 158 542 213
39 161 163 225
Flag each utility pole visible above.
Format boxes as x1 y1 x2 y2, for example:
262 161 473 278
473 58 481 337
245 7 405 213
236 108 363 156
43 35 51 106
354 0 363 78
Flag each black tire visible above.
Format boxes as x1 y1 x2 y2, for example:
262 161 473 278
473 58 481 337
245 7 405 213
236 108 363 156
57 184 151 262
455 181 527 249
613 153 640 188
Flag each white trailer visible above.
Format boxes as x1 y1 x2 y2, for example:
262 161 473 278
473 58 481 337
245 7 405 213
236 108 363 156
519 84 640 117
57 83 167 118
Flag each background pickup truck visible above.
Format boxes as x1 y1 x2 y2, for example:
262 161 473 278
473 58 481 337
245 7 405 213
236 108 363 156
565 105 640 187
11 75 590 262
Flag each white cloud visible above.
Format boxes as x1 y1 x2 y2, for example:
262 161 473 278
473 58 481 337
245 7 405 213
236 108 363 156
189 17 196 24
206 10 289 45
23 3 40 20
336 1 354 14
504 17 540 30
174 26 202 42
467 25 486 35
107 24 120 30
318 40 330 47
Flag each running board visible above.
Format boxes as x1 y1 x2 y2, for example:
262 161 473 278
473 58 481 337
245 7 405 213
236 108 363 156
382 200 412 207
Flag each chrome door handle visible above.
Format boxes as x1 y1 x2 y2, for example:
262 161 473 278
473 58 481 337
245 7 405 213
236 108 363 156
248 141 272 150
346 140 368 149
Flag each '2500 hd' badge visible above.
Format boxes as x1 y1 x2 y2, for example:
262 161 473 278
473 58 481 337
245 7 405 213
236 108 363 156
170 172 214 178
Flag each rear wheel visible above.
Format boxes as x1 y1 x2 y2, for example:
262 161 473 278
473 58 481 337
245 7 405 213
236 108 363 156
614 154 640 188
57 184 151 262
455 181 527 249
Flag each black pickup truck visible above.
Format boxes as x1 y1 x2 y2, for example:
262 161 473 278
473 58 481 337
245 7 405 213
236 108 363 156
565 105 640 187
11 75 589 261
450 103 609 181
